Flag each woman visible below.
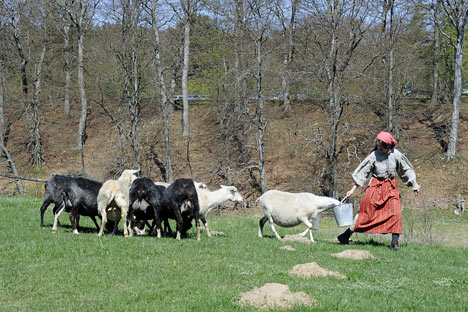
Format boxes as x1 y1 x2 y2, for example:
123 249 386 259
337 131 420 250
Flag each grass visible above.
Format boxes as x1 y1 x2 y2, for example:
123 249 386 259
1 197 468 311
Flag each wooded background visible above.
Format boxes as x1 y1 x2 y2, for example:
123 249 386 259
1 0 467 202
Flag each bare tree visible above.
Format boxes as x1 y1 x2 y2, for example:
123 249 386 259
8 1 48 169
56 0 100 152
63 22 72 116
245 0 273 193
382 0 395 132
51 2 74 117
439 0 468 159
176 0 202 137
431 0 441 107
0 39 4 150
120 0 144 169
274 0 299 113
301 0 373 197
147 0 174 182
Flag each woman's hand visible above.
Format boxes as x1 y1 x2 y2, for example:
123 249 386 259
346 184 357 198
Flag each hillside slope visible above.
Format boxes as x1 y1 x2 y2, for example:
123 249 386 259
2 97 468 210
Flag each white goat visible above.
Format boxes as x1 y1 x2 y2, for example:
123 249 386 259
97 169 139 237
195 185 244 236
257 190 340 242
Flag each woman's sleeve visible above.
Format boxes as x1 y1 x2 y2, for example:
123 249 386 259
352 154 374 187
396 152 420 190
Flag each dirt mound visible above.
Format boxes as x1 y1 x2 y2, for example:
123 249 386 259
289 262 346 279
209 230 227 237
332 249 375 260
282 234 311 243
280 245 295 251
238 283 316 310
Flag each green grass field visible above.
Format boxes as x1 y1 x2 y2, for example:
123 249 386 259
1 197 468 311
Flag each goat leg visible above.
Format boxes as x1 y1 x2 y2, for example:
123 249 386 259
201 216 211 237
90 216 100 232
52 203 65 233
97 207 107 237
40 200 52 228
258 216 268 238
268 217 282 240
298 217 315 242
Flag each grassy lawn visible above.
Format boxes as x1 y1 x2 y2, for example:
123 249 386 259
1 196 468 311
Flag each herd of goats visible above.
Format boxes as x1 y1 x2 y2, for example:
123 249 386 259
39 169 343 242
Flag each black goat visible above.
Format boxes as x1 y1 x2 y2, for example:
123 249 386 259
40 174 73 228
48 177 115 234
61 177 103 234
128 178 167 237
162 178 201 240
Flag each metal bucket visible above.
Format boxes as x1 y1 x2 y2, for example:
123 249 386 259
312 215 320 231
332 203 353 227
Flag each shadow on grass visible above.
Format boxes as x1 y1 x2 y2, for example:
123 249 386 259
351 239 388 248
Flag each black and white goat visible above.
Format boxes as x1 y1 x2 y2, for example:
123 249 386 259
128 178 167 238
59 177 103 234
161 178 201 240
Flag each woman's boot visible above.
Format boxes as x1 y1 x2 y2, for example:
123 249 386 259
390 233 401 251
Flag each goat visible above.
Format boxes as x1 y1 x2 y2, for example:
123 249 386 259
161 178 200 240
50 177 117 234
257 190 340 242
128 178 166 238
136 181 208 236
56 177 103 234
97 170 139 237
193 184 243 236
40 174 73 228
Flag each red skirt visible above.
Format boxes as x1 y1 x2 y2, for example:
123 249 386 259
353 177 402 234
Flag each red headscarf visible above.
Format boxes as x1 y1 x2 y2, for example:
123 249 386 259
375 131 396 146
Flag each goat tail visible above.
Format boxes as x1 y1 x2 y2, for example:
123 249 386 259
255 193 265 208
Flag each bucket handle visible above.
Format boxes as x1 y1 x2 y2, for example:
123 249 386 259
340 195 349 204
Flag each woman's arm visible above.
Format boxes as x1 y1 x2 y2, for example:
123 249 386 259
346 184 358 197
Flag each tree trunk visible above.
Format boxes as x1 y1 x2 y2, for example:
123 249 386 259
281 46 291 113
431 0 440 107
447 32 464 158
0 56 4 147
30 42 47 169
76 32 88 151
256 39 267 193
13 24 30 125
0 143 24 195
151 4 173 183
387 1 394 133
280 0 297 113
130 42 141 169
64 24 71 116
182 18 190 137
446 3 467 159
13 21 43 167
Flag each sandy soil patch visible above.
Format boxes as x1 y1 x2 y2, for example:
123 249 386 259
332 249 375 260
238 283 316 310
282 234 311 243
280 245 295 251
208 230 227 237
289 262 346 279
